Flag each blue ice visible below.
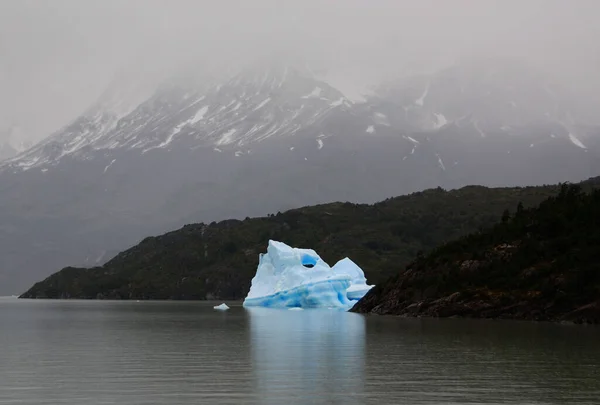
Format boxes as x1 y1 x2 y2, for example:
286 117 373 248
242 240 374 310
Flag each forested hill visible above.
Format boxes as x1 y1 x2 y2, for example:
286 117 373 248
351 183 600 324
19 183 565 300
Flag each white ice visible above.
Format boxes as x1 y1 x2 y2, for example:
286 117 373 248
214 303 230 310
243 240 374 310
366 125 375 134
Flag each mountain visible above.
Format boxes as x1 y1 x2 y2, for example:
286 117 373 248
351 183 600 324
2 59 600 295
19 181 567 300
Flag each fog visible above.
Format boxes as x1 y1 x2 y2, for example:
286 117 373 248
1 0 599 143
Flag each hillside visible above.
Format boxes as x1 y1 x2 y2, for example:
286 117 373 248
351 184 600 324
19 184 562 300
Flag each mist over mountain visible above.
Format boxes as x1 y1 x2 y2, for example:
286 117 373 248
0 56 599 295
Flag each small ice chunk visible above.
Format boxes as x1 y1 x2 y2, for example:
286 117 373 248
366 125 375 134
214 303 230 311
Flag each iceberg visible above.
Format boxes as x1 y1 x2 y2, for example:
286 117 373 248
242 240 374 310
214 303 230 310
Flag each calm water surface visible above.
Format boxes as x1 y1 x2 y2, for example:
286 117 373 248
1 299 599 404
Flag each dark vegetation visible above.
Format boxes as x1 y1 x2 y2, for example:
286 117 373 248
351 183 600 324
20 183 561 300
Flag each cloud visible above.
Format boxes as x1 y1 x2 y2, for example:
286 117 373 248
1 0 599 142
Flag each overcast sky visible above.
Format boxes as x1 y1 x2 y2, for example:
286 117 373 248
1 0 599 143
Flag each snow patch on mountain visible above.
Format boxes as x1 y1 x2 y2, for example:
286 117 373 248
217 129 238 146
373 113 390 126
569 134 587 149
103 159 116 173
404 136 420 144
436 153 446 171
253 98 271 111
302 87 322 99
433 113 447 128
190 106 209 124
330 98 345 107
415 83 429 106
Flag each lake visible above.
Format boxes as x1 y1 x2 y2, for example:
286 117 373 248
1 299 599 404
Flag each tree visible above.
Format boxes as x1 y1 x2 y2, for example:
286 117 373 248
501 209 511 224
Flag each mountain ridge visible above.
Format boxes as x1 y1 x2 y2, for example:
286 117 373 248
20 179 588 300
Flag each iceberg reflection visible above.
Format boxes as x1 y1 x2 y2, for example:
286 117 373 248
247 307 366 405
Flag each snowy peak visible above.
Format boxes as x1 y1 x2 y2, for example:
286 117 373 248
2 59 596 173
1 64 355 170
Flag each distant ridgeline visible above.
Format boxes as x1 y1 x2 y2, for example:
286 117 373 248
21 177 599 319
352 182 600 324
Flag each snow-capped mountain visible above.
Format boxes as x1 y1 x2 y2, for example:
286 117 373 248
1 65 357 171
0 60 598 295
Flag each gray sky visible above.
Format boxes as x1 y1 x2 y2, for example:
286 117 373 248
1 0 599 143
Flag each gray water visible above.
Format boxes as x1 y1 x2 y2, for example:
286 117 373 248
1 299 599 404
